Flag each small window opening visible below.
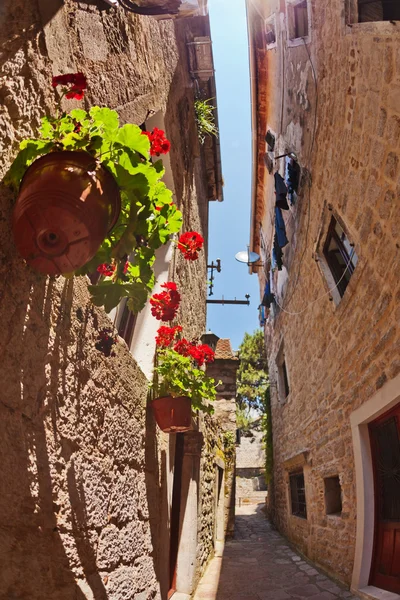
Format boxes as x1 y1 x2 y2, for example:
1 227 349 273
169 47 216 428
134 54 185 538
290 471 307 518
277 342 290 401
324 476 342 515
323 217 358 298
265 130 276 152
117 299 136 347
357 0 400 23
288 0 309 40
282 360 290 398
265 19 276 46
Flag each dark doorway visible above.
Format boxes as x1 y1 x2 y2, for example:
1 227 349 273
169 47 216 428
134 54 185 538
168 433 185 598
369 402 400 594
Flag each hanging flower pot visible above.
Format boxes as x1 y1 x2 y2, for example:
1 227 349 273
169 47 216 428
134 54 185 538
12 151 121 275
151 395 192 433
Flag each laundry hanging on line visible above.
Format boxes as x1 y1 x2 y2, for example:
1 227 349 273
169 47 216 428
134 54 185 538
261 280 275 308
274 172 289 211
275 207 289 248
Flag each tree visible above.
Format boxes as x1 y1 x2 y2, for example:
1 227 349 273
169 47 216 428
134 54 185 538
237 330 269 414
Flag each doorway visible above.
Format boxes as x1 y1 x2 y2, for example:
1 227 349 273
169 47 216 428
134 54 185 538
369 403 400 594
168 433 184 599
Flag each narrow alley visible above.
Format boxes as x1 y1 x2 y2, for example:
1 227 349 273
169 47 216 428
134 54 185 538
193 504 358 600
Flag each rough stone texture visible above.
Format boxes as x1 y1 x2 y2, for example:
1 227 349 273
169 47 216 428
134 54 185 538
192 503 358 600
0 3 222 599
248 0 400 588
206 339 239 538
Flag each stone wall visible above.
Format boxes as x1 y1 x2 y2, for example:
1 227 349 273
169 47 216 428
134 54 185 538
248 0 400 588
0 2 221 598
207 343 239 538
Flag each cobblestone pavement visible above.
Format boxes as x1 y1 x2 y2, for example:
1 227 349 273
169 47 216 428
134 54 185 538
192 503 358 600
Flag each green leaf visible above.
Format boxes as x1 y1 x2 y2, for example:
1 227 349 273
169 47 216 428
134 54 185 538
116 124 150 156
69 109 88 122
125 283 149 313
89 107 119 138
39 117 55 140
5 140 54 188
88 281 126 313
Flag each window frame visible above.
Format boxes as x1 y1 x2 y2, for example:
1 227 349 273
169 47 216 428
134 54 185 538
322 216 357 299
276 341 290 402
289 470 307 519
286 0 311 46
265 14 278 49
357 0 400 23
117 299 136 348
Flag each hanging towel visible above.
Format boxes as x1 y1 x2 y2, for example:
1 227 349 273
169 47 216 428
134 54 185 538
258 305 266 326
273 234 284 270
261 279 275 308
275 207 289 248
274 173 289 210
271 246 278 271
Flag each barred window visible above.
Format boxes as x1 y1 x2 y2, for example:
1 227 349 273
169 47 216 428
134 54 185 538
290 471 307 518
358 0 400 22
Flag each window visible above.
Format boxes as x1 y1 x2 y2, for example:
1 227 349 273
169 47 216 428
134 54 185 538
117 299 136 347
277 342 290 401
265 16 277 46
281 360 290 398
323 217 358 298
265 130 276 152
287 0 309 40
324 476 342 515
290 471 307 518
357 0 400 22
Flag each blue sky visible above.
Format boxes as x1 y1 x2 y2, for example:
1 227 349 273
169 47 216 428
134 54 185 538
206 0 260 350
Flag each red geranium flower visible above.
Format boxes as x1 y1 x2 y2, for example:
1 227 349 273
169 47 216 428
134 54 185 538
142 127 171 156
52 72 87 100
150 282 181 322
189 343 215 367
97 263 115 277
156 325 182 347
177 231 204 261
174 338 193 357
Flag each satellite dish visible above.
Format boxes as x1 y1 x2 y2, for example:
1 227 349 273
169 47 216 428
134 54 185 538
235 250 261 264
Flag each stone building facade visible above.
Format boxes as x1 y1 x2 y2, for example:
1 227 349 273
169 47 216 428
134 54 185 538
246 0 400 598
0 3 229 600
206 336 239 539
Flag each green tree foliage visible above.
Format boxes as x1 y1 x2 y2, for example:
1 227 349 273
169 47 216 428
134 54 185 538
237 330 269 413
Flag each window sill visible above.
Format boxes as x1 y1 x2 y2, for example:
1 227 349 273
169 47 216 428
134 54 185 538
345 20 399 36
290 513 308 521
287 35 311 48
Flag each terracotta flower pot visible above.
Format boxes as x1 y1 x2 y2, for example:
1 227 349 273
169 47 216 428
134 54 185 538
151 395 192 433
12 151 121 275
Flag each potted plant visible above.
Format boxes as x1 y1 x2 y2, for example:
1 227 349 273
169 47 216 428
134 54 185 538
150 324 218 433
6 73 183 315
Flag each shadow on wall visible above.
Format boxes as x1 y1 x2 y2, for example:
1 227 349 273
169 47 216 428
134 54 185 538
0 181 93 598
145 402 172 599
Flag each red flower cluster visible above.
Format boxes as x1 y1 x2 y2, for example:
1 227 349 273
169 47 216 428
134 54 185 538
150 282 181 322
177 231 204 261
97 261 129 277
52 72 87 100
155 325 182 347
173 339 215 367
97 263 115 277
142 127 171 156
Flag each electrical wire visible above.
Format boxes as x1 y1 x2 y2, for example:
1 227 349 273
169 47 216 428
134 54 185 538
273 246 356 315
